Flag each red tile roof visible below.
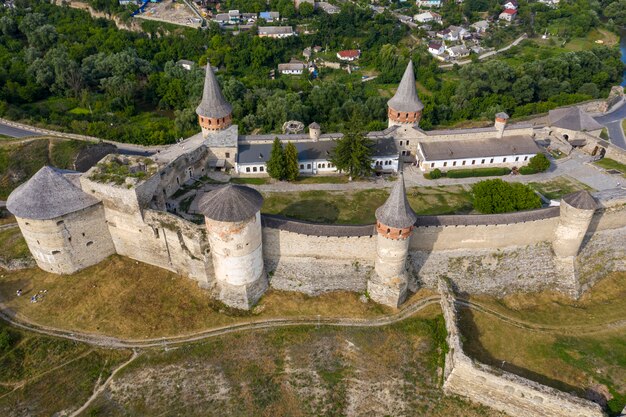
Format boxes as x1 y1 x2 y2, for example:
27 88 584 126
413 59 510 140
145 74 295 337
337 49 360 58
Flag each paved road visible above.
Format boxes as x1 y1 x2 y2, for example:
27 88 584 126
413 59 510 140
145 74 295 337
0 122 41 138
594 98 626 150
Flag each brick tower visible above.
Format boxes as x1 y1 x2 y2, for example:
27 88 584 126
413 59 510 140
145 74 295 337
387 60 424 127
196 62 233 137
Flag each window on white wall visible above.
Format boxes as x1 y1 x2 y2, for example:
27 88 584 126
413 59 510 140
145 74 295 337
253 167 258 172
431 162 435 168
307 163 311 169
260 166 264 172
246 167 250 173
515 156 519 162
503 158 507 162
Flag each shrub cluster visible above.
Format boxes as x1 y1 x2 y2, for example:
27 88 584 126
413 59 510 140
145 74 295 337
425 167 510 179
472 179 542 214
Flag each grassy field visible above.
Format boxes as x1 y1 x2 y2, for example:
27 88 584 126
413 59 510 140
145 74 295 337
0 319 132 416
594 158 626 177
0 255 444 339
462 272 626 415
528 176 593 200
261 185 473 224
82 307 504 417
0 227 30 264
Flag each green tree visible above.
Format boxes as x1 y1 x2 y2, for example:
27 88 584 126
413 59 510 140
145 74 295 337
330 131 373 180
299 2 314 17
284 141 299 181
472 179 541 214
527 153 550 172
266 137 286 180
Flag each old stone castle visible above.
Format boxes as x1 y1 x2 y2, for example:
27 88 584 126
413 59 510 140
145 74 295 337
5 60 626 417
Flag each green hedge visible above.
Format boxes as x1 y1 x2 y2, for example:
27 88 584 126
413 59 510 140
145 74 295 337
519 166 539 175
446 167 511 178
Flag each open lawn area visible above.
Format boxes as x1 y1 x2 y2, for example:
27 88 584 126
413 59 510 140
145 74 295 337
594 158 626 177
0 227 30 264
528 176 593 200
461 272 626 415
0 255 442 339
261 185 473 224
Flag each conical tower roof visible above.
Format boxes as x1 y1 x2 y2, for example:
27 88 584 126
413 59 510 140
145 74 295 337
375 172 417 229
7 166 99 220
387 60 424 113
562 190 597 210
198 184 264 222
196 62 232 119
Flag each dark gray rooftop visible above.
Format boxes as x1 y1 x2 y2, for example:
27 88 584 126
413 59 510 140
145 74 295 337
387 60 424 113
238 137 399 164
548 107 603 132
198 184 264 222
562 190 597 210
375 172 417 229
196 62 232 119
7 166 100 220
419 135 540 161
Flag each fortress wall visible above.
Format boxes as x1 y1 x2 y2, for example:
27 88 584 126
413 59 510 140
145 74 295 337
576 226 626 289
155 145 212 202
16 204 115 274
415 126 533 142
262 227 376 295
438 280 606 417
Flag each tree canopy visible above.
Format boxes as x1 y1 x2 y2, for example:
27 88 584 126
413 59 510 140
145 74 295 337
330 131 373 179
472 179 542 214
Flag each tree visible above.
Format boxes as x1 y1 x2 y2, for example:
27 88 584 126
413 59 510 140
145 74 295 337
527 153 550 172
330 131 373 179
266 137 286 180
472 179 541 214
284 142 299 181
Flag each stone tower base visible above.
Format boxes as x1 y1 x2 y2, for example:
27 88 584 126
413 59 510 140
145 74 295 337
367 273 408 308
218 273 269 310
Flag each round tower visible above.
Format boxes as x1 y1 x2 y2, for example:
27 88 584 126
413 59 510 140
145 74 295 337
553 191 597 258
367 172 417 307
309 122 321 141
494 112 509 138
196 62 233 137
6 166 115 274
198 184 268 310
387 60 424 128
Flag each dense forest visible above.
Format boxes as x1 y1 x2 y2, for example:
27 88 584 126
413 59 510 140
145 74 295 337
0 0 622 145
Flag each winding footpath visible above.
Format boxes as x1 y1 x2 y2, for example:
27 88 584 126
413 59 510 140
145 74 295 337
0 294 624 350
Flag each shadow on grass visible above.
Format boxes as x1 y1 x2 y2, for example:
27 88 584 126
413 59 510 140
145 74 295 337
279 199 340 223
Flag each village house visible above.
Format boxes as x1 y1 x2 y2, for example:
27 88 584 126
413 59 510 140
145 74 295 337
414 11 442 24
471 20 489 34
447 44 470 59
416 0 442 7
499 8 517 22
316 1 340 14
337 49 361 61
258 26 295 38
278 60 311 75
428 41 445 56
259 11 280 22
437 26 469 41
503 0 518 9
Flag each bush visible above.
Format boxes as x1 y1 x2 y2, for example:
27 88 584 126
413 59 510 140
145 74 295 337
429 168 443 179
526 153 550 173
446 167 511 178
519 166 538 175
472 179 542 214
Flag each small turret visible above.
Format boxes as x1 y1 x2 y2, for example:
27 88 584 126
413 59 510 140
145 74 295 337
196 63 233 137
387 60 424 127
309 122 321 141
553 190 597 258
495 112 509 138
368 172 417 307
199 184 268 310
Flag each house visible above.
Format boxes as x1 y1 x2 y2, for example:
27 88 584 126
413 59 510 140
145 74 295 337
316 1 340 14
241 12 257 23
278 60 311 75
303 47 312 59
499 9 517 21
259 11 280 22
447 45 470 59
213 13 231 24
503 0 518 9
449 25 470 40
413 11 442 24
471 20 489 34
416 0 442 7
538 0 559 7
428 41 445 56
258 26 295 38
176 60 195 71
119 0 139 5
228 9 241 24
337 49 361 61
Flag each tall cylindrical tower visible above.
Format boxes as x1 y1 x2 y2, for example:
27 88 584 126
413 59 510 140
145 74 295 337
198 185 268 310
387 60 424 128
196 62 233 137
553 191 597 258
367 172 417 307
494 112 509 138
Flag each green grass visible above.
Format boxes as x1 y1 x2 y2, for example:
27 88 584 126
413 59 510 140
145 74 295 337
292 175 350 184
528 176 593 200
594 158 626 177
49 139 89 169
0 140 50 199
261 185 473 224
0 227 30 262
68 107 91 115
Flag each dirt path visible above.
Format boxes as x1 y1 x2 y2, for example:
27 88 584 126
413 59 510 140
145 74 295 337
1 295 624 350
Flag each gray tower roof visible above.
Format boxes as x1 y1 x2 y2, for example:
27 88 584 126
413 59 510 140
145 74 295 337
198 184 264 222
387 60 424 113
548 107 603 132
7 166 100 220
195 62 232 119
375 172 417 229
562 190 597 210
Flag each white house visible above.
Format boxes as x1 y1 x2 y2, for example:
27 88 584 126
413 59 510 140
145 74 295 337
437 26 469 41
316 1 340 14
416 0 442 7
337 49 361 61
417 136 540 172
414 11 442 24
428 41 445 56
499 9 517 22
258 26 295 38
503 0 518 9
447 45 470 59
278 61 311 75
471 20 489 34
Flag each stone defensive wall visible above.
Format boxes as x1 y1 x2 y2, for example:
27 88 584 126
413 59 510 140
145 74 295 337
260 190 626 298
438 279 606 417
